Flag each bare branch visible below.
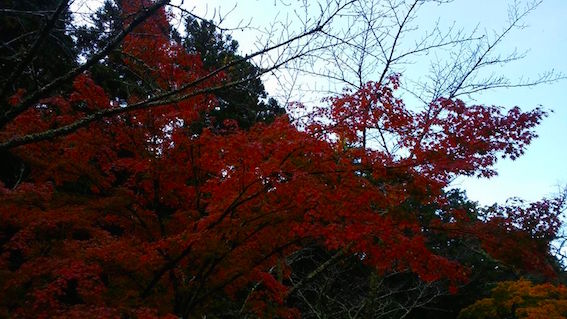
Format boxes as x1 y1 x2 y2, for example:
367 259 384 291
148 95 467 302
0 0 70 100
0 0 170 129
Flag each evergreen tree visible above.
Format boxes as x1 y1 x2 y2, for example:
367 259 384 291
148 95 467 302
183 17 285 130
0 0 77 95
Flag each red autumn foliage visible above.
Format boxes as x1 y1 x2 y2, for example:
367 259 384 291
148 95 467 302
0 2 562 318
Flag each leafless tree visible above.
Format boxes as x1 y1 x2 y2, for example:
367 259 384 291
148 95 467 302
284 245 450 319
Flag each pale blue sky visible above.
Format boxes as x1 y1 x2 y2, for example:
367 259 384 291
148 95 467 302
425 0 567 204
185 0 567 205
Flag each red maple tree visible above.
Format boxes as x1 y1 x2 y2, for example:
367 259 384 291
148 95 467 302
0 1 562 318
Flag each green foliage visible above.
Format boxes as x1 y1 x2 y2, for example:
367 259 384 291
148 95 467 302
183 17 285 130
0 0 77 93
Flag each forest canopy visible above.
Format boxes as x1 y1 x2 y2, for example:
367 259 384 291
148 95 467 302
0 0 565 318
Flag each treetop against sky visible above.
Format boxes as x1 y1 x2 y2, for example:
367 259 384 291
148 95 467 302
1 1 567 318
182 0 567 205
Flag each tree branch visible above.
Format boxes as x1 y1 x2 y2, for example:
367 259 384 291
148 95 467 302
0 0 170 129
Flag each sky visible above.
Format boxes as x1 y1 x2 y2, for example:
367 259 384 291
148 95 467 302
418 0 567 205
183 0 567 206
